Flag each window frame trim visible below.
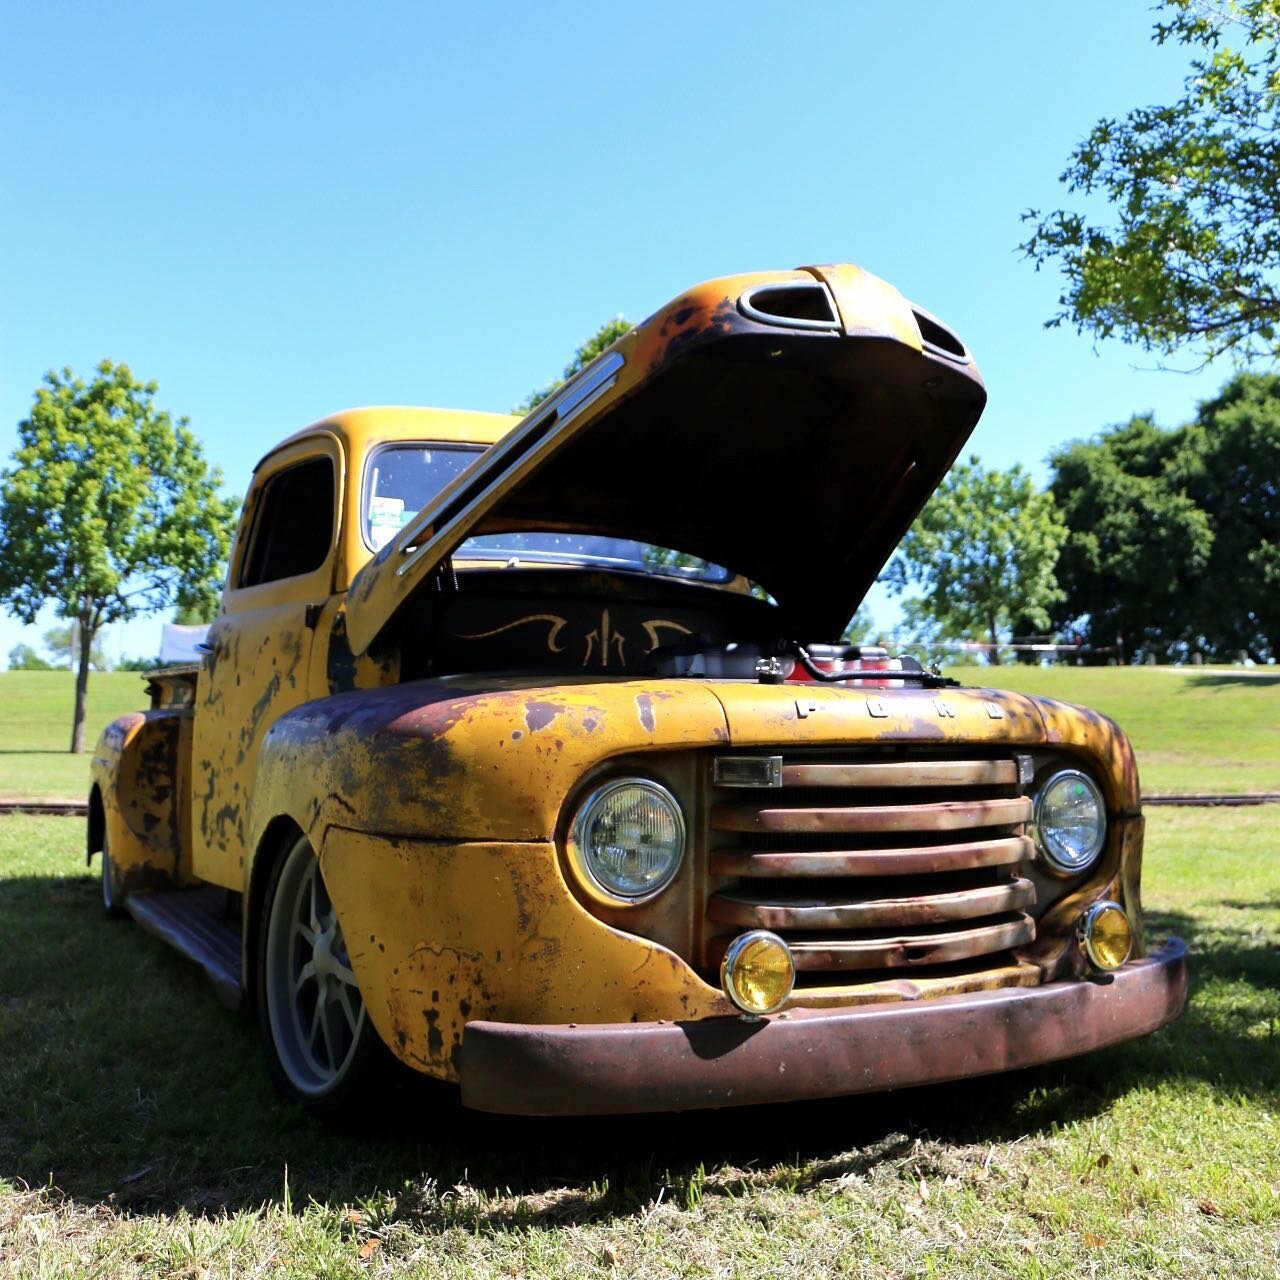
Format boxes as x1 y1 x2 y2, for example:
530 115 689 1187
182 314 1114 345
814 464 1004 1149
225 436 343 608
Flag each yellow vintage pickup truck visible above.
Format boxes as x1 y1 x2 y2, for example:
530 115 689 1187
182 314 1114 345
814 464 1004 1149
89 263 1188 1116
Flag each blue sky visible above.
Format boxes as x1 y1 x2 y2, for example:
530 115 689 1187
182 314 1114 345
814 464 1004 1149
0 1 1243 665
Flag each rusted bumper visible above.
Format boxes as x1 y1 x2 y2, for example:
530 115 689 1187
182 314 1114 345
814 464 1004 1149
460 939 1188 1115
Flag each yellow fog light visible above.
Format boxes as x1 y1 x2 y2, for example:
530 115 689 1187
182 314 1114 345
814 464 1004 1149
721 930 795 1017
1078 901 1133 972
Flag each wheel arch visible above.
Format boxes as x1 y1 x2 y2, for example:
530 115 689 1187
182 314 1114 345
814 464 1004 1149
243 815 309 1011
86 785 105 865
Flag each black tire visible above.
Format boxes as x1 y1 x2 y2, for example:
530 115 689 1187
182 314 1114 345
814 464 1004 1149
256 832 378 1116
101 831 127 918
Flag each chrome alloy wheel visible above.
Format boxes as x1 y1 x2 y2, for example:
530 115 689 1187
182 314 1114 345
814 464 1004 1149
263 836 368 1100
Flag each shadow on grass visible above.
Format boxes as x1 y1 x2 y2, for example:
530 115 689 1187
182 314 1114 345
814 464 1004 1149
1185 672 1280 688
0 869 1276 1228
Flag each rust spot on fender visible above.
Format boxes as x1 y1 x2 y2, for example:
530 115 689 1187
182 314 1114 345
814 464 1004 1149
524 699 563 733
635 693 656 733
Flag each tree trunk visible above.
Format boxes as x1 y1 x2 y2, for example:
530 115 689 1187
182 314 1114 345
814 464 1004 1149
988 615 1002 666
70 613 93 754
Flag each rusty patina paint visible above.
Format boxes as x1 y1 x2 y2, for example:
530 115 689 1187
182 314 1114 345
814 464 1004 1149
711 795 1033 835
250 679 731 847
709 835 1033 879
458 941 1189 1115
780 759 1017 788
782 918 1037 972
317 830 734 1081
1018 814 1147 978
89 705 194 896
707 878 1037 931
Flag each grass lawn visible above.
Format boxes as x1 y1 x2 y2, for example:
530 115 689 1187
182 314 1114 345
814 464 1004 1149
2 666 1278 802
1 809 1276 1277
946 664 1280 795
0 670 152 800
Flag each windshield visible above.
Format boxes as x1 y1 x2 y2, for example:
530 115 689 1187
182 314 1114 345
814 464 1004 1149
363 443 734 583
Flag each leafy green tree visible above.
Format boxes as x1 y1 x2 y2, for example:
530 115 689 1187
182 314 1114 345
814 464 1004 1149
173 600 218 626
1182 372 1280 657
1049 373 1280 661
517 317 630 412
1048 416 1214 662
883 458 1067 665
0 361 237 752
7 643 53 671
43 623 109 671
116 654 162 671
1021 1 1280 361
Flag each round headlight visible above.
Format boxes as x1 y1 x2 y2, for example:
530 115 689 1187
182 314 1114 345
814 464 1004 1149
1034 768 1106 874
567 778 686 904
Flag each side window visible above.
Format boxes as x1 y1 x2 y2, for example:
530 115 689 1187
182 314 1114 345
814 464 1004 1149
239 457 336 587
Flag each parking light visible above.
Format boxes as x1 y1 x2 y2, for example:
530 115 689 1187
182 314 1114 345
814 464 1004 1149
1078 901 1133 972
721 930 795 1018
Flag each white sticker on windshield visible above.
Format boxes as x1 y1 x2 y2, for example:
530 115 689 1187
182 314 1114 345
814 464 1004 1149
368 495 405 551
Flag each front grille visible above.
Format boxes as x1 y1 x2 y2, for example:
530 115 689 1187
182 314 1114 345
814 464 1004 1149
704 752 1035 986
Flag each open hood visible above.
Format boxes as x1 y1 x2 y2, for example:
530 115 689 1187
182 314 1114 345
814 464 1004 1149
346 263 986 656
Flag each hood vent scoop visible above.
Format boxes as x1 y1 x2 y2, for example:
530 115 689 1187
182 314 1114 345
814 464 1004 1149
912 308 969 362
739 282 840 331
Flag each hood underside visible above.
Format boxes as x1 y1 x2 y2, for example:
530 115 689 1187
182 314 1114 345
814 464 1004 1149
346 264 987 655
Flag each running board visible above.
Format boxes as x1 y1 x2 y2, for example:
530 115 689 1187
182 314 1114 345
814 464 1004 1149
126 887 243 1009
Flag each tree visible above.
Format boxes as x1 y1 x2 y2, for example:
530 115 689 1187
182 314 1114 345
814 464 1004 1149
8 643 53 671
1021 1 1280 362
173 600 218 626
1048 415 1215 662
1049 373 1280 662
0 361 237 752
882 458 1067 665
517 316 630 412
43 623 109 671
116 654 161 671
1181 372 1280 657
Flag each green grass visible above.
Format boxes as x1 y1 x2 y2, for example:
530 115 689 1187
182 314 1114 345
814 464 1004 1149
946 664 1280 794
1 809 1276 1278
2 666 1278 802
0 670 150 800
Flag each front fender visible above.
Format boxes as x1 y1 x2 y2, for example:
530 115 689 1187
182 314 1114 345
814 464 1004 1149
248 677 732 857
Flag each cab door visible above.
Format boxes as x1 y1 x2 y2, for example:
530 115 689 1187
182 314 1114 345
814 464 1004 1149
191 435 343 889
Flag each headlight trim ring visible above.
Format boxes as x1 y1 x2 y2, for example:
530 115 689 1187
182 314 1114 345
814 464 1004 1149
1033 767 1108 876
566 776 687 906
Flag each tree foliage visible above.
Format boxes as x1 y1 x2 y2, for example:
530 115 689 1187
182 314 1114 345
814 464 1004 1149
0 361 237 750
1048 416 1214 661
517 316 630 412
7 643 53 671
1022 0 1280 361
1049 372 1280 661
1178 372 1280 656
173 600 219 626
883 458 1067 664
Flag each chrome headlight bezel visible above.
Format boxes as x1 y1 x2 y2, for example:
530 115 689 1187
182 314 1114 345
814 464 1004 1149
1033 767 1107 875
566 777 687 906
